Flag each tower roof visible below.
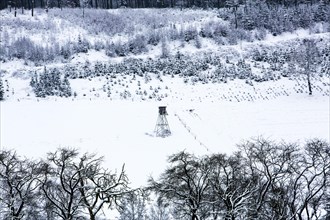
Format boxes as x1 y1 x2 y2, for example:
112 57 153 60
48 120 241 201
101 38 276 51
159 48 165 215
159 106 167 115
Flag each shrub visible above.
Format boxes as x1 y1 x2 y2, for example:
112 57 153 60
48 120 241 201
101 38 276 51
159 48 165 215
148 31 161 46
184 26 198 42
128 35 148 54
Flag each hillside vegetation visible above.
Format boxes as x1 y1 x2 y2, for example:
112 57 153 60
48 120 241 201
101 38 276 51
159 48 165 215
0 1 329 101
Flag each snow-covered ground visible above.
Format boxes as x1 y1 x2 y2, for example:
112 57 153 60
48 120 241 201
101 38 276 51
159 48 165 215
1 93 329 187
1 7 329 189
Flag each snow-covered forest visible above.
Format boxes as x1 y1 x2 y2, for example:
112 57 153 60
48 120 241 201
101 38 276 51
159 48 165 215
0 0 329 219
0 1 329 101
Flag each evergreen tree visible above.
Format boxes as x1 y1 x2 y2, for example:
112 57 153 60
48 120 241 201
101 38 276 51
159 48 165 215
60 76 72 97
160 39 170 58
75 35 89 53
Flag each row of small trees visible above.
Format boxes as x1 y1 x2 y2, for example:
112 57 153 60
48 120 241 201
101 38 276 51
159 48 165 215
26 37 329 98
1 138 329 219
0 35 90 64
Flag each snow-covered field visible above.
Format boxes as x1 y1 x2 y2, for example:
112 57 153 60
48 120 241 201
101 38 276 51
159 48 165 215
0 7 329 188
1 93 329 187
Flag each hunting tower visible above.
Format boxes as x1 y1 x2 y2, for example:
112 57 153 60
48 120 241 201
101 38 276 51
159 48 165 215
154 106 171 137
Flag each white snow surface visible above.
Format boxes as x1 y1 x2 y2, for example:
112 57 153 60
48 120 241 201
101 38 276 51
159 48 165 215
1 95 329 187
1 7 330 188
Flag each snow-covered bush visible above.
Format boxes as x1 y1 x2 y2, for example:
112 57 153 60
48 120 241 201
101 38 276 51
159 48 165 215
184 26 198 42
0 79 4 101
73 35 90 53
61 42 73 60
147 30 162 46
128 35 148 54
94 40 106 51
160 39 170 58
30 68 72 97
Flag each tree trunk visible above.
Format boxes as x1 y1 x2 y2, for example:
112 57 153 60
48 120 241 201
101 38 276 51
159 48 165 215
306 43 313 96
88 208 96 220
307 72 312 95
192 209 199 220
192 214 199 220
234 10 237 28
31 0 34 16
21 0 23 14
14 0 17 17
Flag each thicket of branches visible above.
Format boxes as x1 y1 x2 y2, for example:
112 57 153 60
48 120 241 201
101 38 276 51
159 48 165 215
1 138 329 219
149 138 330 220
0 148 130 220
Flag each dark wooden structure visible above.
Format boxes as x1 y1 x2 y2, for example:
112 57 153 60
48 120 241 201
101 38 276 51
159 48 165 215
154 106 171 137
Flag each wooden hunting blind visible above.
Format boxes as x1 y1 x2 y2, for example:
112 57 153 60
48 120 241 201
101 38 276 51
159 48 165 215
159 106 167 115
154 106 171 137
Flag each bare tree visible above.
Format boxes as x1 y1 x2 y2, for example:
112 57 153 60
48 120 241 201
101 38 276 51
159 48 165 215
0 150 42 220
291 139 330 220
238 138 330 220
207 152 257 220
297 39 319 95
39 148 84 220
239 138 300 219
149 151 211 220
77 153 129 220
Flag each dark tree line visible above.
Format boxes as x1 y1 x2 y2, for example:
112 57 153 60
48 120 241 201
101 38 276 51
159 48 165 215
0 148 130 220
149 139 330 220
1 139 329 219
1 0 328 10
